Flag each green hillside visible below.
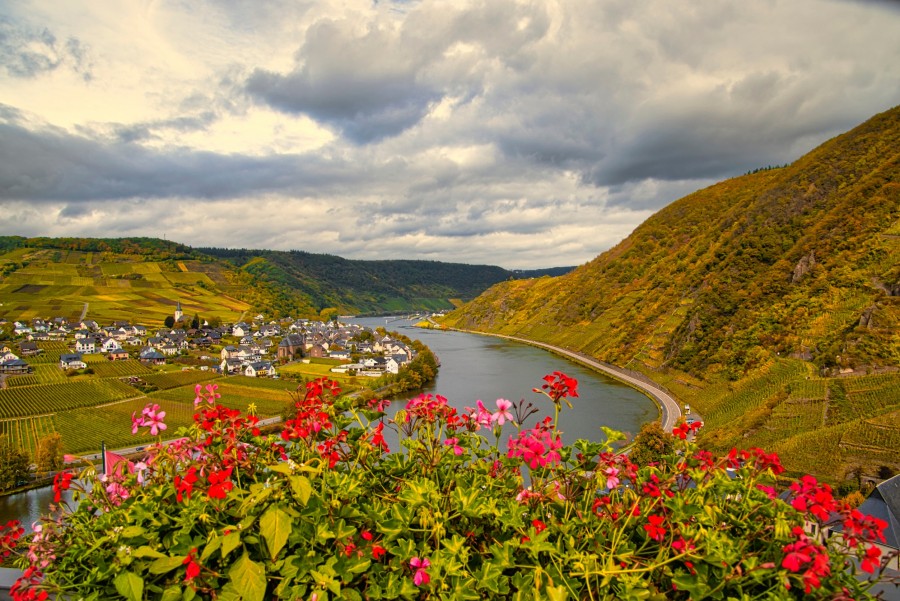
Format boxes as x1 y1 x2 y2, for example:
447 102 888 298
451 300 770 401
198 247 518 314
443 105 900 484
0 237 565 324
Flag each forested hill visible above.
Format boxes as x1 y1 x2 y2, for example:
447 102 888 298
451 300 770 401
442 105 900 483
0 236 573 318
198 247 525 314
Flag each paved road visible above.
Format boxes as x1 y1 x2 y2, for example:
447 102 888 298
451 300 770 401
453 328 682 432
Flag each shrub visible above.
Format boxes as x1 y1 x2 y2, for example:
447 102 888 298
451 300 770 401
1 374 893 600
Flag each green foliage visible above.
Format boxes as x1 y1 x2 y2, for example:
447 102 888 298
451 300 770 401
33 432 64 474
628 421 674 466
6 376 890 600
0 435 31 491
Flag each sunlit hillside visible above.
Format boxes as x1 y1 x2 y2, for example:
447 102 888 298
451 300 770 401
444 105 900 483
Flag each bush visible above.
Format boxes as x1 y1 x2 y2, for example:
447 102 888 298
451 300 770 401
1 374 893 600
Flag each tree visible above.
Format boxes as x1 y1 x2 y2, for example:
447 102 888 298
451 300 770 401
164 315 175 328
34 433 64 474
191 314 201 330
629 421 674 466
0 436 31 491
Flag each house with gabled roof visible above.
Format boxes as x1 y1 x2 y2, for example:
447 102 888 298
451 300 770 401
75 338 97 354
0 359 31 374
139 348 166 366
18 341 41 357
100 338 121 353
244 361 276 378
60 353 87 370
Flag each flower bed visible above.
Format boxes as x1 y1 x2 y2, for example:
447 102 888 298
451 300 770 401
1 374 893 600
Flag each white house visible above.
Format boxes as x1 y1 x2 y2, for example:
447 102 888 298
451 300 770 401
244 361 276 378
60 353 87 370
100 338 121 353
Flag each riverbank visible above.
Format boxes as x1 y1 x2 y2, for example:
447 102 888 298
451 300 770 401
441 327 682 432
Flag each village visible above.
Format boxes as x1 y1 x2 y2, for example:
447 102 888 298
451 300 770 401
0 302 418 382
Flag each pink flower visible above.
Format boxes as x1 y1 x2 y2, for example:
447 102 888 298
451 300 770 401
472 400 493 427
491 399 514 425
105 481 129 506
443 437 464 455
410 557 431 586
141 403 167 436
194 383 221 407
131 411 142 435
604 467 620 490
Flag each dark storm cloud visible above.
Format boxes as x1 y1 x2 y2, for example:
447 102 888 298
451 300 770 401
246 18 442 143
0 18 92 80
0 119 358 202
246 2 553 143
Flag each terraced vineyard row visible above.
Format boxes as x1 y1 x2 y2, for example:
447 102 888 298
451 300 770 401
786 379 828 401
0 380 138 418
0 415 57 456
226 375 298 391
55 398 196 454
151 383 291 417
840 418 900 452
88 359 152 378
141 370 220 390
744 399 826 450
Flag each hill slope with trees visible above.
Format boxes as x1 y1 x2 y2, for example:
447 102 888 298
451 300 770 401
0 237 572 323
443 105 900 484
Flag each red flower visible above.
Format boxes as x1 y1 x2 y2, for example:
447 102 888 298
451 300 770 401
52 472 74 503
861 545 881 574
532 519 547 533
174 467 198 503
537 371 579 404
643 514 666 541
183 548 202 581
207 467 234 500
371 544 386 560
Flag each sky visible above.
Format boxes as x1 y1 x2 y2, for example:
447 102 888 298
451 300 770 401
1 1 899 269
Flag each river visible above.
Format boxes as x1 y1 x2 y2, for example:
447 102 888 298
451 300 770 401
0 318 656 528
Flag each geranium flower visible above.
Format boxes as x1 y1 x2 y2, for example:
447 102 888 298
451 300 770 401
140 403 167 436
491 399 514 425
643 514 666 541
443 437 464 455
183 548 201 581
410 557 431 586
207 467 234 500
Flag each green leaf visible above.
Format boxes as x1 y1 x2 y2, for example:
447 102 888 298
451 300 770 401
133 545 166 559
290 475 312 505
222 530 242 559
260 504 292 560
149 555 186 575
200 532 222 563
121 525 146 538
229 553 267 601
161 586 183 601
114 571 144 601
267 463 293 475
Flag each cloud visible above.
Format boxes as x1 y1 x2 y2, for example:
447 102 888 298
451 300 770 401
0 17 92 80
1 0 899 268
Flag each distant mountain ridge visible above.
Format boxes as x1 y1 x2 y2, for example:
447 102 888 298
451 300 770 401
0 236 575 318
443 105 900 482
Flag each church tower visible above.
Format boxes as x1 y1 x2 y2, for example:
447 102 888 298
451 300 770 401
174 301 183 323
